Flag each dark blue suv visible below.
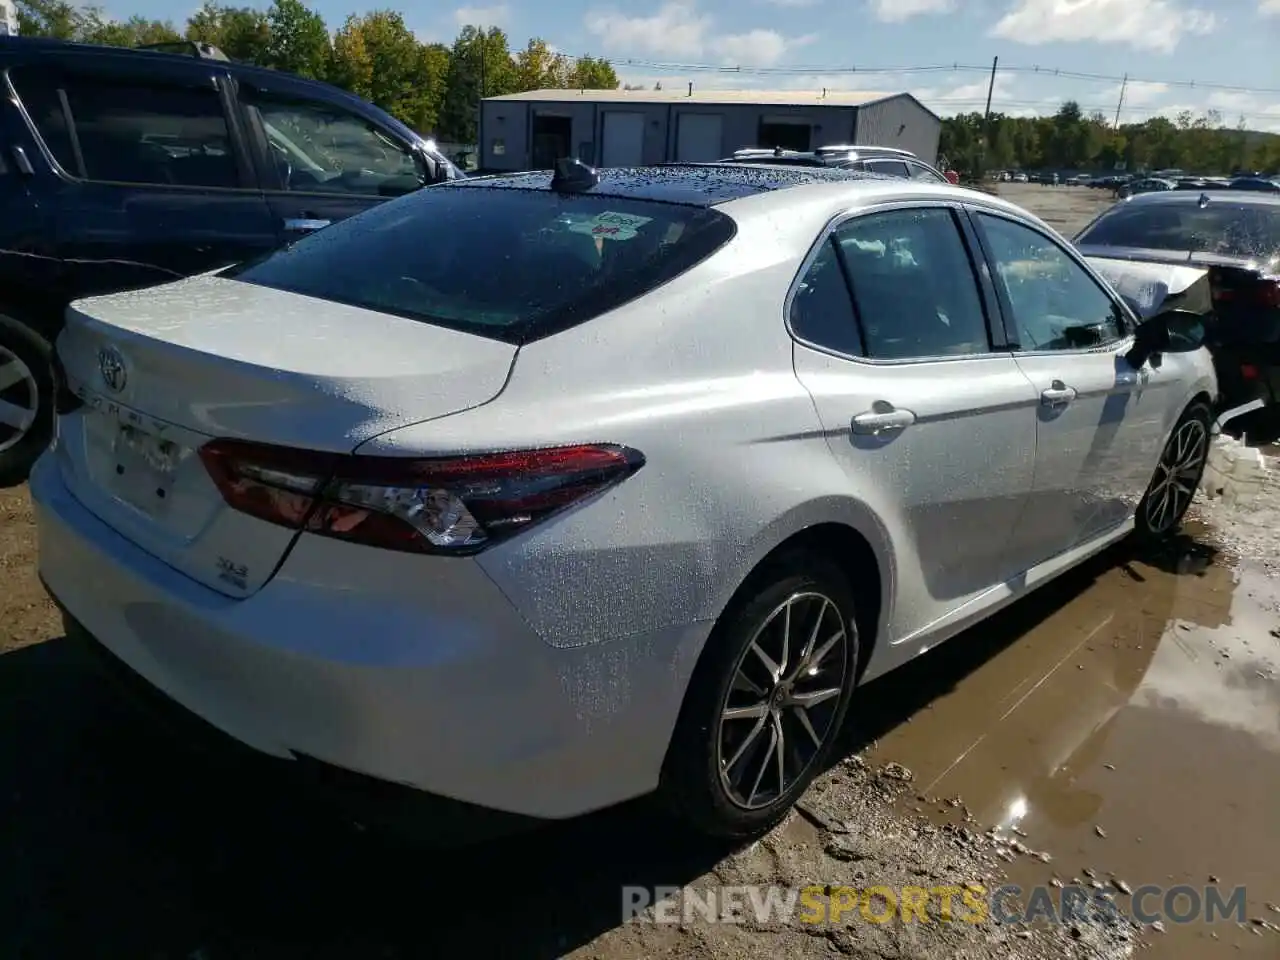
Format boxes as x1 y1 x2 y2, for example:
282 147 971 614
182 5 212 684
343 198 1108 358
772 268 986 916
0 37 461 484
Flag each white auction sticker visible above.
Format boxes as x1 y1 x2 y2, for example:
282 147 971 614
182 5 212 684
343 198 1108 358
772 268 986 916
568 211 653 240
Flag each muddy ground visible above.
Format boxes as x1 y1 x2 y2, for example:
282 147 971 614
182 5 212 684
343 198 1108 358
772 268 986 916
2 183 1279 959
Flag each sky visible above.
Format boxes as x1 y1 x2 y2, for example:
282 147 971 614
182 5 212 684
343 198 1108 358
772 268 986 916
126 0 1280 130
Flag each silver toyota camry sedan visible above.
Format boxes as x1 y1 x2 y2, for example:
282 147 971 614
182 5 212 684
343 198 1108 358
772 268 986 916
32 162 1216 839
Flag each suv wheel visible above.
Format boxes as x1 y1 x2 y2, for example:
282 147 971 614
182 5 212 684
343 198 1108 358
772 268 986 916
0 315 55 488
661 554 860 838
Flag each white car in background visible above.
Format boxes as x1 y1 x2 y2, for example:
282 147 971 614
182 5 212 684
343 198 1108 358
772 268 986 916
33 162 1216 839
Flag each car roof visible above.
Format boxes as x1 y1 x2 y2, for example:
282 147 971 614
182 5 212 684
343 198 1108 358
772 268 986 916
447 164 897 207
0 35 401 127
1118 189 1280 208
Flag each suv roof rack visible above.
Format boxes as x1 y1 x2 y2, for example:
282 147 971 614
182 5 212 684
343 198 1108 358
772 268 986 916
136 40 230 61
816 144 917 158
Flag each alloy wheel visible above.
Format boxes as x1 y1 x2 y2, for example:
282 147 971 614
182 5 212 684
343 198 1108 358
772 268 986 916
1144 417 1208 535
0 345 39 456
716 591 850 810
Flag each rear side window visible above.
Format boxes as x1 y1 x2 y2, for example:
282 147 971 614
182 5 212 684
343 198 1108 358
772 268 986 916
907 162 946 183
1076 202 1280 260
225 186 737 344
837 208 990 359
866 159 910 178
11 70 237 188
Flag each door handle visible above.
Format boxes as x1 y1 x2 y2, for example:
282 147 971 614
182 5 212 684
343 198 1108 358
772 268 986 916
283 218 331 232
1040 381 1078 407
851 407 916 435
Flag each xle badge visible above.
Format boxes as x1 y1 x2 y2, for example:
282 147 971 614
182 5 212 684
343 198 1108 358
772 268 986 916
216 557 249 590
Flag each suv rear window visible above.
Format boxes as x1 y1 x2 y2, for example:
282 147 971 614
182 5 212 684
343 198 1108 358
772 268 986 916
1077 202 1280 260
225 186 736 344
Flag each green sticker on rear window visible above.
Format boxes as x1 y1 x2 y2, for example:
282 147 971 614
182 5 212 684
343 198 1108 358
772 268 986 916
568 211 653 240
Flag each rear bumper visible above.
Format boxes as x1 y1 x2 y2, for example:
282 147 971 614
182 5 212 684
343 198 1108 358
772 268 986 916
54 608 540 843
30 450 709 821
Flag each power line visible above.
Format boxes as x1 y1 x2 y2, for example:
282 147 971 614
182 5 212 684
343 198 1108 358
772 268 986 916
587 55 1280 97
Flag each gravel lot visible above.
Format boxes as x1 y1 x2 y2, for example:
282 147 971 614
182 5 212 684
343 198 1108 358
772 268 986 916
2 182 1278 960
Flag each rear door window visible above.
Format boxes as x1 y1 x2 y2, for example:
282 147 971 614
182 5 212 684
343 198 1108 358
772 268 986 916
224 185 737 344
11 70 239 188
834 208 991 359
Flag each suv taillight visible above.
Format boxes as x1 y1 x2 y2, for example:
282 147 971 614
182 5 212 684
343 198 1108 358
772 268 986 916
199 440 644 554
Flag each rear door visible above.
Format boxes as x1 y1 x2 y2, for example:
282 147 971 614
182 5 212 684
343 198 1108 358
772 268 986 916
790 203 1039 645
7 55 278 300
969 208 1173 565
233 73 428 244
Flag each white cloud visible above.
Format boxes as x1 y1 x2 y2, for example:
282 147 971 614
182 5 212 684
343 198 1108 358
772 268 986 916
761 0 822 6
1114 79 1170 107
585 2 815 66
990 0 1216 53
453 5 509 27
868 0 956 23
1260 0 1280 14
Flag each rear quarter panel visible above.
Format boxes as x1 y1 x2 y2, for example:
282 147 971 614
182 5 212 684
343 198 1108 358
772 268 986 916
358 198 898 650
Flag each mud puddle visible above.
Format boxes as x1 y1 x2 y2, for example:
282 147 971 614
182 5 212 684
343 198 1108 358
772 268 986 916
856 524 1280 958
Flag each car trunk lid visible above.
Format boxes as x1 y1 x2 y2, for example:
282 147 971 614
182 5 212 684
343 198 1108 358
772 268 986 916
53 274 517 597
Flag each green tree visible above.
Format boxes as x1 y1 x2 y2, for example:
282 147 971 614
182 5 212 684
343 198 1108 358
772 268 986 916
568 55 618 90
439 25 517 143
328 14 374 99
14 0 80 38
78 11 181 47
514 37 570 91
328 10 447 133
185 2 272 63
265 0 329 79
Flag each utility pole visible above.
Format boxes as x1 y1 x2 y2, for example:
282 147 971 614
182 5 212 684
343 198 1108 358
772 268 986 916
477 27 487 159
1113 73 1127 128
982 56 999 125
980 56 998 180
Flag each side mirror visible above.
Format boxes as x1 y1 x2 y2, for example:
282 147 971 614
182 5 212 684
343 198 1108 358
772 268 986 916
1125 308 1207 369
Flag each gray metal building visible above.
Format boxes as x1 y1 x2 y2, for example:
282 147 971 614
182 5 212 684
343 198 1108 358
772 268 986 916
478 87 942 172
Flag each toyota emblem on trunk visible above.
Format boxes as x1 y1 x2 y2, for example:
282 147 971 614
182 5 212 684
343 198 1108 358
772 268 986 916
98 346 128 393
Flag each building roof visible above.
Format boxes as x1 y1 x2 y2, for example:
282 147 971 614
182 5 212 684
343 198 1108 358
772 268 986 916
447 163 892 207
488 87 890 107
484 87 942 122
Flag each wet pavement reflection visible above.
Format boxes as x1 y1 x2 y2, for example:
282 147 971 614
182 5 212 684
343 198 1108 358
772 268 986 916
857 522 1280 957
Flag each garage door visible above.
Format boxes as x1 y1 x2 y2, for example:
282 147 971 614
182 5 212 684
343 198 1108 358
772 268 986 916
676 113 724 162
601 112 645 167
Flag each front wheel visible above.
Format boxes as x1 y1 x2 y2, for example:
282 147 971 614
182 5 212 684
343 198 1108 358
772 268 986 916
0 315 55 488
1135 400 1212 539
660 555 860 839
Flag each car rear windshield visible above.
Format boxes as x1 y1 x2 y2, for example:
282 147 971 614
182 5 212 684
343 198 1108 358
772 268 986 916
224 186 736 344
1076 201 1280 260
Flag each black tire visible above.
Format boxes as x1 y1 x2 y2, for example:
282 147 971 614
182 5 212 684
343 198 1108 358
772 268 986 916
1134 399 1213 541
660 553 861 839
0 314 55 488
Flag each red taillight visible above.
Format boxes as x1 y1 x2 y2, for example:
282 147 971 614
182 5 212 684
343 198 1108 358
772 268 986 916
1241 363 1259 381
198 440 644 554
1212 278 1280 307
